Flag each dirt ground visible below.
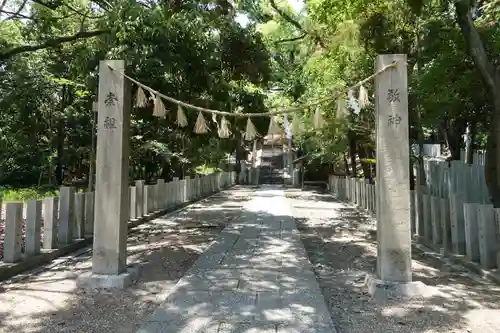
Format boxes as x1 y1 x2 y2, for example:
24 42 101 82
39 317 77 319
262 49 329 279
286 189 500 333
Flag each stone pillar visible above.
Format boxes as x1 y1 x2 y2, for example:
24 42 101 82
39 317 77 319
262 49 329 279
25 200 42 256
367 54 422 297
43 197 59 249
78 60 137 290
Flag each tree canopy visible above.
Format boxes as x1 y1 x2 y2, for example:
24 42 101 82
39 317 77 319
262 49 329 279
2 0 500 203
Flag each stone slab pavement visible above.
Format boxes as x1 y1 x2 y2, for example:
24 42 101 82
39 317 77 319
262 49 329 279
136 186 337 333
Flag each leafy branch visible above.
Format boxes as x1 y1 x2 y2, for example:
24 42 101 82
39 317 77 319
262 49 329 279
268 0 326 48
0 29 108 60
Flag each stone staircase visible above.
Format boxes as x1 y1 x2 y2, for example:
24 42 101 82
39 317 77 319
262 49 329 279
259 143 284 185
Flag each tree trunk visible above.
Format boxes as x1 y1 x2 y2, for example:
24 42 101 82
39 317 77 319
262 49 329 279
348 131 357 177
412 16 427 187
55 86 67 186
357 143 371 180
343 153 350 176
442 117 466 160
456 1 500 206
466 121 476 164
409 152 415 191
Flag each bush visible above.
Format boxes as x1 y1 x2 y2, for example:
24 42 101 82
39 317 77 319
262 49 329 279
0 187 59 202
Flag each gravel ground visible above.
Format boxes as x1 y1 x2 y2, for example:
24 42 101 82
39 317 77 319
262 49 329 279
0 187 252 333
286 189 500 333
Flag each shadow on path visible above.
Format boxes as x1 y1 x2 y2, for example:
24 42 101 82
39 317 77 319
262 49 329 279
0 187 252 333
286 188 500 333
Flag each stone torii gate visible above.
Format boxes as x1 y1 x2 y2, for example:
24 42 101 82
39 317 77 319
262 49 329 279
76 56 429 295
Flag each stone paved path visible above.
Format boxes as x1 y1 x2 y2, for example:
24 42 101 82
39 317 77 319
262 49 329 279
137 186 337 333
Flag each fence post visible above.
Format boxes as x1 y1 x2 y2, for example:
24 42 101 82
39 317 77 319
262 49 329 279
477 204 496 269
43 197 59 249
85 192 95 236
135 180 145 218
450 194 466 255
464 203 480 262
430 195 442 248
144 185 150 215
157 179 165 210
440 198 452 254
74 192 86 239
25 200 42 256
4 202 23 263
422 193 432 243
129 186 136 220
59 186 75 245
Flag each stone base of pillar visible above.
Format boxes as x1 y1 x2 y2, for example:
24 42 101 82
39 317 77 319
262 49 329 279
364 274 436 302
77 265 140 291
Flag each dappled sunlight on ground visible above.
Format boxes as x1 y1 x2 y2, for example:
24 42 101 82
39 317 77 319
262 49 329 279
135 186 336 333
2 186 500 333
0 188 248 333
286 188 500 333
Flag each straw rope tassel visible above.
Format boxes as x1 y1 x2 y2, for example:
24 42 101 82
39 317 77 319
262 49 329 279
107 60 398 118
218 116 231 138
267 116 281 136
336 98 348 118
313 108 324 129
153 95 166 118
244 118 258 141
176 105 188 127
358 85 370 108
135 86 148 108
193 111 209 134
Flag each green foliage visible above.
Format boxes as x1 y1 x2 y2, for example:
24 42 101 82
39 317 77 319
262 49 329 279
0 0 273 187
1 0 500 185
0 187 59 202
